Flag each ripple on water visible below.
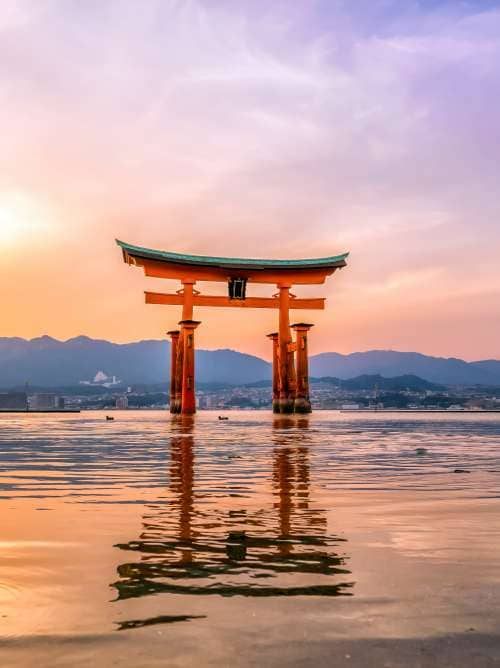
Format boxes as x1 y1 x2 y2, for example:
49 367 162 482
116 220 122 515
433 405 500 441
0 410 499 633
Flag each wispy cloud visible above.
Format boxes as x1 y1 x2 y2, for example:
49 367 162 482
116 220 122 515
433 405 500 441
0 0 499 358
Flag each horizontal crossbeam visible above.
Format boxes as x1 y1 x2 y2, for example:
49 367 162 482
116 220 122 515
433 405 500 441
145 292 325 310
140 259 336 284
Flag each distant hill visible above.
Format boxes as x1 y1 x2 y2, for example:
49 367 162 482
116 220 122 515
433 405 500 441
314 374 445 392
0 336 499 387
309 351 500 385
0 336 270 387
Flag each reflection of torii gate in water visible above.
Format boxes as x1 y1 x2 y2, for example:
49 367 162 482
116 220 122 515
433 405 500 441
113 416 353 611
117 240 348 414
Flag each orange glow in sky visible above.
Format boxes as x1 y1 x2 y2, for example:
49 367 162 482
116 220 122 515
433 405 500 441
1 1 499 360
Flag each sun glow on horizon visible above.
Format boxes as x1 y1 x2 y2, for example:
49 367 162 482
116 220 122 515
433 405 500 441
0 192 52 246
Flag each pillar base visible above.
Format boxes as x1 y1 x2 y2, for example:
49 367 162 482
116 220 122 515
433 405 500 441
170 399 182 414
294 397 312 414
272 400 281 413
279 397 295 414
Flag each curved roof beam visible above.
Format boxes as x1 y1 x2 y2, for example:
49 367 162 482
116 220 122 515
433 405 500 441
116 239 349 272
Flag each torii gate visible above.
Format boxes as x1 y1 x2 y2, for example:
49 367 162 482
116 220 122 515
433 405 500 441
117 240 348 415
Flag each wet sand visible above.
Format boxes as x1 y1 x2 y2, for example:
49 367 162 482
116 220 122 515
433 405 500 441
1 632 500 667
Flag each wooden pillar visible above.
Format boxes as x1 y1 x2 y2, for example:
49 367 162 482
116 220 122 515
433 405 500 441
182 280 195 319
167 330 180 413
278 285 296 414
179 319 200 415
291 323 314 413
172 281 196 415
266 332 280 413
174 329 184 414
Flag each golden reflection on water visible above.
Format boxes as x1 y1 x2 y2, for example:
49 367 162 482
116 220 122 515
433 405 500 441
1 411 500 654
112 415 353 628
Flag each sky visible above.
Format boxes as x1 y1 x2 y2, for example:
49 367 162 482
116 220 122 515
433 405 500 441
1 0 499 360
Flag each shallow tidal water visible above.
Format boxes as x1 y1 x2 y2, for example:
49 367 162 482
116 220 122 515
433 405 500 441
0 410 499 667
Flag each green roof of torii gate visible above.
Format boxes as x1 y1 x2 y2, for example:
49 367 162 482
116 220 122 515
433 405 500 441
116 240 349 271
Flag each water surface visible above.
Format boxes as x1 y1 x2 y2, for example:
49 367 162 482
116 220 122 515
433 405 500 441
0 411 499 666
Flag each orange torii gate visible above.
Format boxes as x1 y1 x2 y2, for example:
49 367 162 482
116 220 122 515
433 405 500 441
117 240 348 415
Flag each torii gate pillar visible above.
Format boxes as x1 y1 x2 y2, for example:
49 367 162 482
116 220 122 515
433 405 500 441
179 320 200 415
292 323 314 413
167 329 180 413
278 285 296 414
267 332 280 413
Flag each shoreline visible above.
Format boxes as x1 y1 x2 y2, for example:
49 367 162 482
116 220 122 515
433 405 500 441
339 408 500 413
0 409 81 414
1 408 499 414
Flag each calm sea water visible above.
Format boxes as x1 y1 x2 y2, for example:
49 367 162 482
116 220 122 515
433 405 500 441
0 411 499 666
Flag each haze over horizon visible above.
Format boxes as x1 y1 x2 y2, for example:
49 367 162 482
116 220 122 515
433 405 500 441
1 0 499 361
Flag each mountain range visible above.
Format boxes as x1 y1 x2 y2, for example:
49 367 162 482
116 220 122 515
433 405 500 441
314 374 444 392
309 351 500 386
0 336 499 388
0 336 269 387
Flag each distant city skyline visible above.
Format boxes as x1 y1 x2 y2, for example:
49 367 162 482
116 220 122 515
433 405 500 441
1 0 499 360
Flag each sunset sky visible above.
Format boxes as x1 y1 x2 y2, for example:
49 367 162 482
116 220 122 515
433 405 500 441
1 0 499 360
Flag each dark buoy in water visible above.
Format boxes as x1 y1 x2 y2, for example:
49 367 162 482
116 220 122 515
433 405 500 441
218 416 229 420
106 415 114 421
415 447 427 455
453 468 471 473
